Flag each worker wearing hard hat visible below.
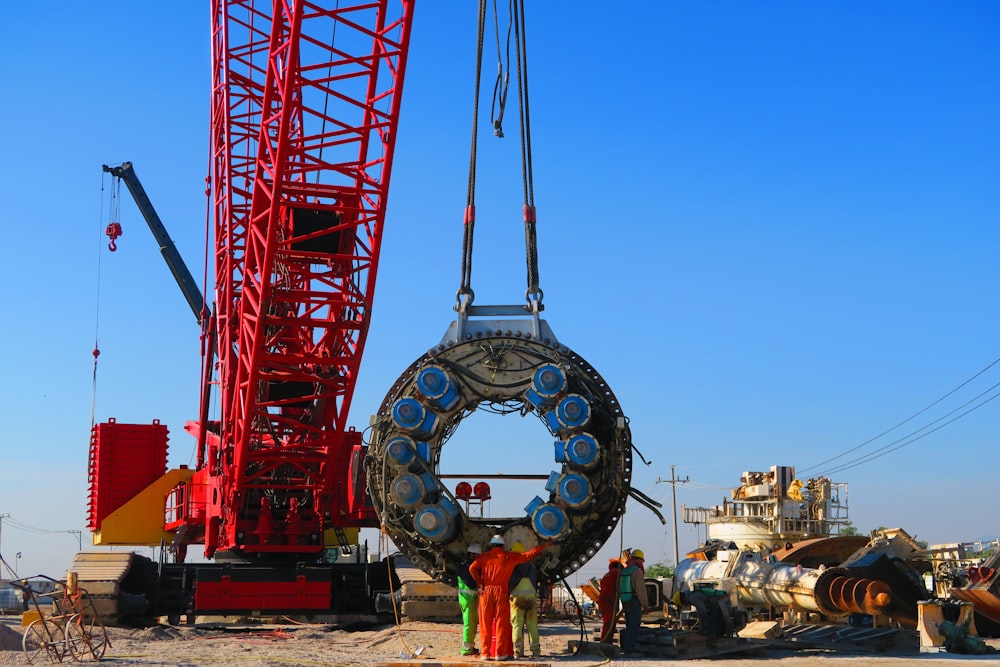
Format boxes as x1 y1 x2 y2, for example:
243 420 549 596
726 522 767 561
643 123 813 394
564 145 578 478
469 534 551 661
597 558 623 643
508 542 541 659
457 543 483 656
618 548 649 655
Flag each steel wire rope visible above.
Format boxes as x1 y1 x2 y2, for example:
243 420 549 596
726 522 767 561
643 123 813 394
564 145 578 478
196 112 217 470
815 384 1000 478
489 0 511 138
512 0 543 309
800 356 1000 475
459 0 543 310
457 1 489 309
315 1 340 184
89 173 120 434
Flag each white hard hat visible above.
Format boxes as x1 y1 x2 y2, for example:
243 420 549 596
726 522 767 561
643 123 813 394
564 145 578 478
467 543 482 554
489 534 504 546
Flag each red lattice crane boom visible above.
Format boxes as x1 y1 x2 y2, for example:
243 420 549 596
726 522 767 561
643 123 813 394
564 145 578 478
183 0 414 558
89 0 414 583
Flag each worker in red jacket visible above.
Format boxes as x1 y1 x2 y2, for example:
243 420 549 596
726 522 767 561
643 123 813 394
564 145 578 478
597 558 623 643
469 535 551 661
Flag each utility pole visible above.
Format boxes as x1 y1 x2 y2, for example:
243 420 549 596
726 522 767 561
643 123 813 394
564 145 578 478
67 531 82 551
655 466 689 567
0 513 9 561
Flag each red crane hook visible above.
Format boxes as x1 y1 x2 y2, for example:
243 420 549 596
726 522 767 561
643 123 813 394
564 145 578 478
105 222 123 251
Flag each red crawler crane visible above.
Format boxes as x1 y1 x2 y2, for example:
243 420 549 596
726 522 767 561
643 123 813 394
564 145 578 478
87 0 415 618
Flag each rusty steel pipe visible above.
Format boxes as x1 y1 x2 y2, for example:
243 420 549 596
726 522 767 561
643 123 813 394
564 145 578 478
814 569 892 617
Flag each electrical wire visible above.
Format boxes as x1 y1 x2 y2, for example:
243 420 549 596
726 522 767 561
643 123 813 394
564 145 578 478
814 384 1000 478
5 517 79 538
800 357 1000 476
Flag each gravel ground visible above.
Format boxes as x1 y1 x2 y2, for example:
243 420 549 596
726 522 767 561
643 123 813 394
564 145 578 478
1 614 998 666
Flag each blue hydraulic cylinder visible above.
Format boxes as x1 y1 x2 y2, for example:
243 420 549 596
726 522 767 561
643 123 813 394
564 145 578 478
554 433 600 471
544 394 591 433
525 364 567 410
525 495 568 540
416 366 461 411
551 473 592 510
389 472 435 508
392 397 440 440
414 497 460 542
385 435 431 468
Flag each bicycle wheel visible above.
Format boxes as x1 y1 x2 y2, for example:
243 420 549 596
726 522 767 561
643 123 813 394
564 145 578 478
22 618 66 664
563 599 580 619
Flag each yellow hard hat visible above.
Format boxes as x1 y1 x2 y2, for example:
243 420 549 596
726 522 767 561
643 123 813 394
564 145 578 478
631 549 645 561
511 541 525 553
672 591 683 606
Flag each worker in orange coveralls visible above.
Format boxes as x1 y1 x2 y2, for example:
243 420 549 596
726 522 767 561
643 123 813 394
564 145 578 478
469 535 551 661
597 558 623 643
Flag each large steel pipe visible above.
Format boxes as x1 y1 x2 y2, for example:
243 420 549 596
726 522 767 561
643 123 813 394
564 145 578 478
814 568 892 617
675 557 893 618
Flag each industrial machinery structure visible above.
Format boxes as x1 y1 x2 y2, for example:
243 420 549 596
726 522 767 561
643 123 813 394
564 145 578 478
83 0 650 622
673 529 938 630
84 0 416 620
683 465 850 549
366 315 640 587
674 545 897 623
362 0 658 587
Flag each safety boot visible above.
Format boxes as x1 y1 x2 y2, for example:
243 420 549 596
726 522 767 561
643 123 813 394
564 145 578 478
530 643 540 658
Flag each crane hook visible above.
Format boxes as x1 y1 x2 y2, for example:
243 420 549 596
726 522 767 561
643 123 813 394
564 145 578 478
105 222 123 252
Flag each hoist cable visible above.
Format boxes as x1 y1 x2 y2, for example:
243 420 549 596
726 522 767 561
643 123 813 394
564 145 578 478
458 0 544 310
91 173 118 433
512 0 542 307
197 133 216 470
489 0 511 138
457 0 488 308
316 1 340 183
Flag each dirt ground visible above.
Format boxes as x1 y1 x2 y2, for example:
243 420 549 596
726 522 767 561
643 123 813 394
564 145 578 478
1 614 998 666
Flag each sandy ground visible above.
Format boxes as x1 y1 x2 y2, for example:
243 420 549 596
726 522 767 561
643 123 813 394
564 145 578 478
0 614 998 666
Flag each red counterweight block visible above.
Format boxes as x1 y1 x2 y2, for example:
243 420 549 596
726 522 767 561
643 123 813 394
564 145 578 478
87 418 169 531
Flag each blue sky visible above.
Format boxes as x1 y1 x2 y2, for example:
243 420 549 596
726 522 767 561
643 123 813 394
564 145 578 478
1 2 997 585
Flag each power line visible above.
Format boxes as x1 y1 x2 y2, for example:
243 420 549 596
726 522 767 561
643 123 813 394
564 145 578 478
2 516 84 550
800 357 1000 476
815 385 1000 478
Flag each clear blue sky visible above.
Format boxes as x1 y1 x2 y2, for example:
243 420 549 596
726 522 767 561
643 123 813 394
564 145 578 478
1 2 997 585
